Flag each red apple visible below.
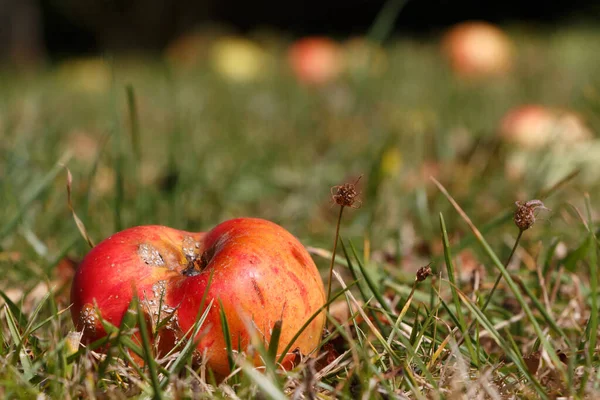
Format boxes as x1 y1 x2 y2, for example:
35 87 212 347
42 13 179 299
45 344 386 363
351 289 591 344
71 218 326 377
441 21 514 78
287 37 343 85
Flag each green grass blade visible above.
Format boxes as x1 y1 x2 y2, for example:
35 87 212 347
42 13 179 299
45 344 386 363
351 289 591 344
512 275 571 346
23 290 52 334
433 178 567 378
277 283 355 365
0 159 66 241
109 73 124 232
219 299 236 374
342 240 388 333
4 305 35 382
368 0 409 44
240 361 287 400
347 240 393 316
585 194 598 389
125 84 141 162
267 319 283 365
439 212 478 366
135 296 163 400
0 291 28 328
456 290 548 400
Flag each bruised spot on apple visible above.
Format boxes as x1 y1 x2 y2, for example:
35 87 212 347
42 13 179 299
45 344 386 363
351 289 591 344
70 218 326 377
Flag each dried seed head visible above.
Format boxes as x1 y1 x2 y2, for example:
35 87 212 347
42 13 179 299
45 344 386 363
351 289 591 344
514 200 550 231
331 175 362 208
416 265 432 282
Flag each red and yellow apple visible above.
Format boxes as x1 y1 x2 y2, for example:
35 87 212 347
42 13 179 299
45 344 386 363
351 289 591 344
70 218 326 377
441 21 514 78
287 37 343 85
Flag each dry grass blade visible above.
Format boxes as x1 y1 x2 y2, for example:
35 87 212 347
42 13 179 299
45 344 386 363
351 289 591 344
62 165 95 248
333 270 390 355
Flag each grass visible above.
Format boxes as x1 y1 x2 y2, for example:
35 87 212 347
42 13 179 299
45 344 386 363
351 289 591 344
1 24 600 398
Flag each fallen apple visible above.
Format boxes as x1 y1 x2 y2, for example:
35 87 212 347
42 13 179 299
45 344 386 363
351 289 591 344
70 218 326 377
287 36 343 85
499 104 592 149
210 36 268 83
441 21 514 78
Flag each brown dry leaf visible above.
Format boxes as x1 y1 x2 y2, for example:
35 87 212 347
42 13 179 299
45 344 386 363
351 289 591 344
3 282 50 314
1 257 79 312
524 350 541 375
54 257 79 305
382 365 404 379
315 341 340 372
478 337 502 358
540 368 566 398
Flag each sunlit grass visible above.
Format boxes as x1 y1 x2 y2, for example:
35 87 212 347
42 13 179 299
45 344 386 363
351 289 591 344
1 26 600 398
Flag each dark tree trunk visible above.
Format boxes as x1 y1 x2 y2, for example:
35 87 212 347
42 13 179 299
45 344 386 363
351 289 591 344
0 0 44 66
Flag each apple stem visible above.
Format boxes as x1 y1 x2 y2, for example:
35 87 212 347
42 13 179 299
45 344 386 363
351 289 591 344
326 205 345 314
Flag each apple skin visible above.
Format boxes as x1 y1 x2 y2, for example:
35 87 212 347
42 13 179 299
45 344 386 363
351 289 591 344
71 218 326 377
441 21 514 78
287 37 342 85
168 218 326 376
70 225 200 345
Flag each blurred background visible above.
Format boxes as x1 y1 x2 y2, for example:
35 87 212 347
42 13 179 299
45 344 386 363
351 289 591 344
2 0 600 273
1 0 600 62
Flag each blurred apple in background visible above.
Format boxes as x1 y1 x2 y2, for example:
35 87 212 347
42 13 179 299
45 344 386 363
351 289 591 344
500 104 596 182
288 37 343 85
165 25 234 71
441 21 514 78
209 36 268 83
499 104 592 149
342 37 388 78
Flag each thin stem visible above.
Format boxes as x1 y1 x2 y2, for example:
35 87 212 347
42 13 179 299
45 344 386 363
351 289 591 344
457 229 523 347
481 229 523 313
326 206 345 313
